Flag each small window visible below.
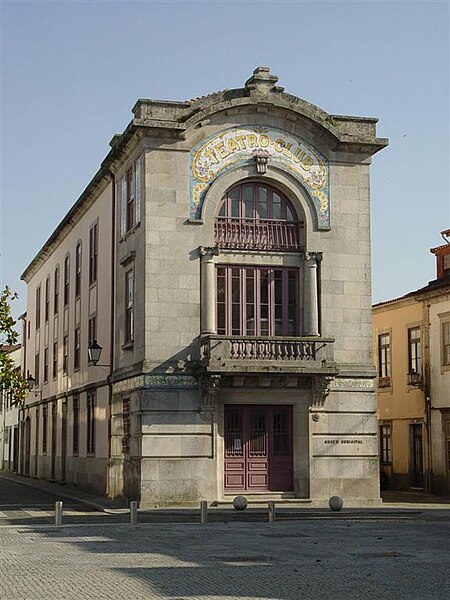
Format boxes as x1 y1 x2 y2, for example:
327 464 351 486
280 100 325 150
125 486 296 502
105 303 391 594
442 322 450 367
43 348 49 383
125 270 134 343
64 255 70 307
87 392 96 455
54 267 59 315
119 157 142 237
378 333 391 386
380 423 392 464
35 286 41 330
42 405 48 454
74 327 80 370
73 396 79 455
63 334 68 374
408 327 421 374
126 169 135 232
34 353 40 387
45 277 50 322
75 242 82 298
52 341 58 379
88 315 97 345
89 223 98 285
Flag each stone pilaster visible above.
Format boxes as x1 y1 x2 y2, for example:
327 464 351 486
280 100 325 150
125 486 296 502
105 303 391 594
303 252 322 336
199 246 219 335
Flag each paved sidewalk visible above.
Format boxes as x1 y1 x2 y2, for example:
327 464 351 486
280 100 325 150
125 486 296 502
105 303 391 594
1 517 449 599
0 472 126 512
2 471 450 518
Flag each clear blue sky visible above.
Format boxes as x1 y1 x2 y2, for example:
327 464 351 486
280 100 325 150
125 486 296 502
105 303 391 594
1 0 449 320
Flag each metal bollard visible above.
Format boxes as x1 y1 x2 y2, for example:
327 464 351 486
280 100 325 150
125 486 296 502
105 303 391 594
55 501 63 526
268 501 275 523
130 501 138 526
200 500 208 525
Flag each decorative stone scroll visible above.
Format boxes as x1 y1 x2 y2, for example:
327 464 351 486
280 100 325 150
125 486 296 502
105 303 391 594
190 125 330 228
311 376 334 407
199 374 221 420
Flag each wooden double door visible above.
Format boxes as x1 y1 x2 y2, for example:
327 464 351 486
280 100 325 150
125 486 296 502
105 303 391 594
224 405 293 492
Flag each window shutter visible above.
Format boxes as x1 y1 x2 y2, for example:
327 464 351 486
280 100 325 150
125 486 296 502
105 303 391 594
120 177 126 237
135 156 142 224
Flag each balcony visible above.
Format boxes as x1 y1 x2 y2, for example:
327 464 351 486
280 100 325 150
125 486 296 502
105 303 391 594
215 217 302 252
200 335 337 375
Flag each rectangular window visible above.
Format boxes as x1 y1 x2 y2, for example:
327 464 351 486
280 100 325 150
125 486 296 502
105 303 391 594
63 334 68 374
378 333 391 385
42 405 48 454
89 223 98 285
126 169 135 232
88 315 97 345
34 353 40 387
216 266 298 336
87 392 95 454
74 327 80 370
43 348 49 383
380 423 392 464
119 157 142 237
122 398 131 454
64 256 70 307
442 322 450 367
125 270 134 343
73 396 79 455
45 278 50 322
35 286 41 330
408 327 421 374
75 243 82 298
54 267 59 315
52 341 58 379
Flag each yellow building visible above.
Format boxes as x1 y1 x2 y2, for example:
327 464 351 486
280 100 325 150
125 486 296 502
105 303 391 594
373 230 450 493
373 294 427 490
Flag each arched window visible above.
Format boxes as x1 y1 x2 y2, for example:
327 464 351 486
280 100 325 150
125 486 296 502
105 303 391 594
215 183 303 251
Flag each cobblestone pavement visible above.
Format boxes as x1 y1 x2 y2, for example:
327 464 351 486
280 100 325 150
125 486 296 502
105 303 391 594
1 516 449 600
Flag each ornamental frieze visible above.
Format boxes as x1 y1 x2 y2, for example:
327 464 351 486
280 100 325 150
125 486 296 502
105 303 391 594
190 125 330 229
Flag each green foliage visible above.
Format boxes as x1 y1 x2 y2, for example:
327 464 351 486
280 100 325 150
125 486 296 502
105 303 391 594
0 287 28 403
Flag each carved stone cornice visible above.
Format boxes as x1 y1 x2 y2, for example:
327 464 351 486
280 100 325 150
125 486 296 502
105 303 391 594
199 246 219 259
303 251 323 264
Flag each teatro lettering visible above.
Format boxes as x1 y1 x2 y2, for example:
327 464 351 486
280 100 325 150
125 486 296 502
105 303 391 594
190 126 330 226
201 133 315 171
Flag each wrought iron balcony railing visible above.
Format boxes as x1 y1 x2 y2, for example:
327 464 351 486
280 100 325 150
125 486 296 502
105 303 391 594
214 217 302 252
200 335 336 375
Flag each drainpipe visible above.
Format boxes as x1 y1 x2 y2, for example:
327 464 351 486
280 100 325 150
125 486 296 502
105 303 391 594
107 172 116 494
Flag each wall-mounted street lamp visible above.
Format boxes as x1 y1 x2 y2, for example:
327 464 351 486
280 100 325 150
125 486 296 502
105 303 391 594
26 374 36 389
88 340 103 366
25 373 42 399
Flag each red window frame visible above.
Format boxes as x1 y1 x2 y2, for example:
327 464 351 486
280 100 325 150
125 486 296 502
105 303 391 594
215 183 301 252
217 266 299 336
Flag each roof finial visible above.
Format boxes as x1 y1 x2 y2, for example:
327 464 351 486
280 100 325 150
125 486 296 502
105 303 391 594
245 67 284 94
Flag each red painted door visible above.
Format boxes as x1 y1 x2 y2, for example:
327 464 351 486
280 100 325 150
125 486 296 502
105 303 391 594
224 405 293 492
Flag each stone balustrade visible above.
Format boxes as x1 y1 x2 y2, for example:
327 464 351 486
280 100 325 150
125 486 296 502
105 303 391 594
200 335 337 375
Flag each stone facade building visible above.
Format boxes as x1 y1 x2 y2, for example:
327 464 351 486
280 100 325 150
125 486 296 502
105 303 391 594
20 67 388 506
